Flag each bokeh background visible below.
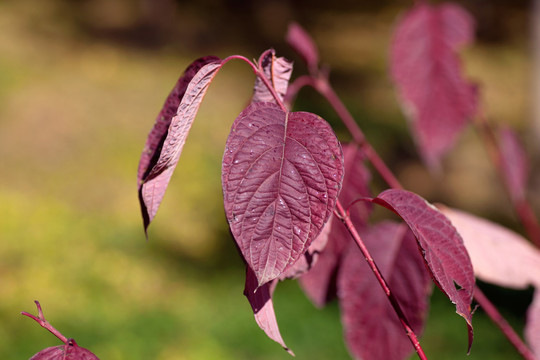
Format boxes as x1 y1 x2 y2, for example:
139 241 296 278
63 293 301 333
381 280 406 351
1 0 538 359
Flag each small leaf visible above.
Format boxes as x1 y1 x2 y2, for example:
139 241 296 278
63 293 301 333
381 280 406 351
439 206 540 289
286 22 319 73
252 49 293 104
299 144 372 307
338 222 431 360
138 57 223 234
526 289 540 359
222 102 344 287
372 189 475 350
30 340 99 360
244 267 294 356
498 126 529 202
390 3 478 169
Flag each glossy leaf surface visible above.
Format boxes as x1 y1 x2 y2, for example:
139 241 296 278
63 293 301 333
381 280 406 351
222 102 344 286
138 57 223 234
390 3 477 169
338 222 431 360
372 189 475 349
252 50 293 104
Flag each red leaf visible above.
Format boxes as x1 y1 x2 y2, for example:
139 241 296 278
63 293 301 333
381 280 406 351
526 289 540 359
222 102 344 286
30 340 99 360
252 49 293 104
244 267 294 355
372 189 475 350
338 222 432 360
438 206 540 289
498 126 529 202
390 3 478 169
138 57 223 234
286 22 319 73
299 144 372 307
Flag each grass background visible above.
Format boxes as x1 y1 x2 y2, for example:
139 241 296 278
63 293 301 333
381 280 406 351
0 0 537 359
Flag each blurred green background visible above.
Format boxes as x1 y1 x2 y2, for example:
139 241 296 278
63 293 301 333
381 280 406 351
0 0 537 359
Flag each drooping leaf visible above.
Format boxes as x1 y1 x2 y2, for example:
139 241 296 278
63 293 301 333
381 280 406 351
438 206 540 289
286 22 319 73
222 102 344 287
299 144 372 307
30 340 99 360
244 267 293 355
390 3 478 169
252 49 293 104
372 189 475 350
138 57 223 234
526 289 540 359
498 126 529 203
338 222 432 360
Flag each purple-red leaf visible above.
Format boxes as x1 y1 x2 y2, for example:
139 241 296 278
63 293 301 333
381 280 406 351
439 206 540 289
338 222 431 360
30 340 99 360
390 3 478 169
498 126 529 202
526 289 540 359
138 57 223 234
372 189 475 350
252 49 293 104
299 144 372 307
222 102 344 287
286 22 319 74
244 267 293 355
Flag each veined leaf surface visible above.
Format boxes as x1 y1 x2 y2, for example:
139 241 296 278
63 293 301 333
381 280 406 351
222 102 344 286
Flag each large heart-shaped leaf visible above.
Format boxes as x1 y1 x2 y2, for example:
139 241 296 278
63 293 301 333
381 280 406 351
30 340 99 360
372 189 475 350
390 3 478 169
222 102 344 286
338 222 431 360
138 57 223 234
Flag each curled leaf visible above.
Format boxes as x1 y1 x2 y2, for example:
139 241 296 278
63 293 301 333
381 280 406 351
390 3 477 169
222 102 344 287
138 57 223 234
372 189 475 351
252 49 293 104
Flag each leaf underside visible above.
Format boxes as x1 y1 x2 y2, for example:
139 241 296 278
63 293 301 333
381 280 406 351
252 50 293 104
222 102 344 287
390 3 477 169
138 57 223 234
372 189 475 351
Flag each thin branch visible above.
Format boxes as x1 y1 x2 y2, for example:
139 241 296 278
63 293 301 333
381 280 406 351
473 287 537 360
21 300 68 344
335 200 429 360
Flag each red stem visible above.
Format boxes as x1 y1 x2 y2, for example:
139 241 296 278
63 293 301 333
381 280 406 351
21 300 68 344
473 287 537 360
286 75 403 189
474 113 540 247
286 70 535 360
335 200 429 360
